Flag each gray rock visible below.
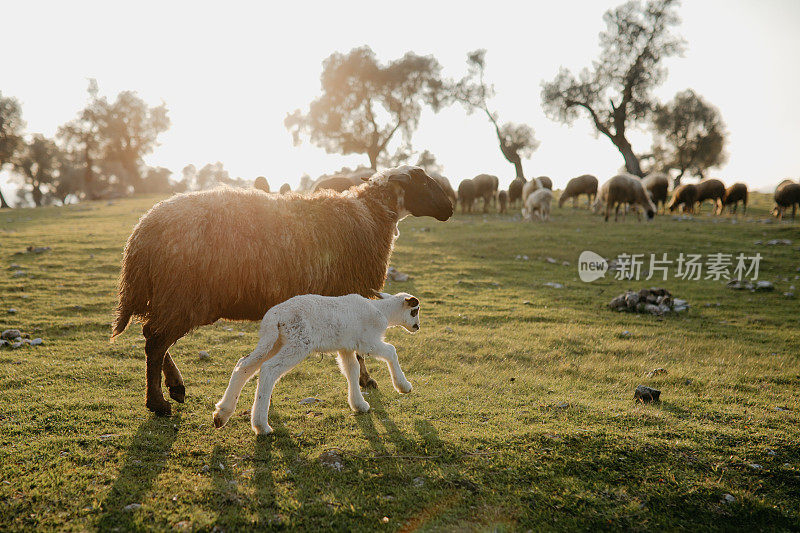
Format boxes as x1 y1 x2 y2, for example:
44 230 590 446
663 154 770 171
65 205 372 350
412 477 425 487
11 342 24 349
753 281 774 292
722 494 736 503
319 449 344 471
26 246 51 254
646 368 668 378
30 338 43 346
634 385 661 403
0 340 8 347
748 463 762 470
11 270 26 278
7 309 17 314
123 503 142 512
544 257 557 264
386 266 410 282
198 350 211 361
298 397 321 405
1 330 21 341
543 282 563 289
765 239 792 245
727 279 753 290
444 326 454 333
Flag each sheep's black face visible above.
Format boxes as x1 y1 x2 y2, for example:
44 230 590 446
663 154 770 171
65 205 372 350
390 166 453 221
646 209 655 220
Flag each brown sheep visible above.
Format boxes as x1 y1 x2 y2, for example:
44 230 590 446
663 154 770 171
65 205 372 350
430 173 457 207
593 174 656 222
536 176 553 190
113 166 453 416
254 176 270 193
472 174 498 213
498 190 508 214
458 179 476 214
508 177 525 207
722 183 748 215
667 183 698 213
558 174 598 208
695 179 726 214
773 181 800 220
279 183 291 194
642 173 669 213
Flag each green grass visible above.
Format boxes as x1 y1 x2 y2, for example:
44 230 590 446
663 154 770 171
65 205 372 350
1 194 799 531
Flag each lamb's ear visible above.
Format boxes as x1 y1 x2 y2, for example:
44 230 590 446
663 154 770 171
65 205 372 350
405 296 419 307
361 175 371 182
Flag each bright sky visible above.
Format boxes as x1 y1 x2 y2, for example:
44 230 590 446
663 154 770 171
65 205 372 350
2 0 799 197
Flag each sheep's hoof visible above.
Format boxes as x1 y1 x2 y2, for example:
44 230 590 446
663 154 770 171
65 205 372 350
360 376 378 389
146 398 172 417
252 423 273 435
168 384 186 403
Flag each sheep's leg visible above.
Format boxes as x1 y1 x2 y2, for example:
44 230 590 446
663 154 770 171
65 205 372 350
143 328 178 417
213 335 283 428
357 353 378 389
251 344 309 435
337 350 371 412
372 342 412 394
162 352 185 403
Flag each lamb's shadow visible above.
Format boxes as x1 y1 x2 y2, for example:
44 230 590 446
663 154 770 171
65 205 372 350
96 414 181 530
206 445 244 529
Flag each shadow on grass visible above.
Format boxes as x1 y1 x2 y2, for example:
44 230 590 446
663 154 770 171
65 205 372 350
96 414 181 530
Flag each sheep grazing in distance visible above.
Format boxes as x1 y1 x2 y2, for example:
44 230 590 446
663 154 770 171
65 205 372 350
254 176 270 193
558 174 598 208
522 188 553 221
722 183 748 215
695 179 726 214
642 173 669 213
430 172 457 207
593 174 656 222
667 183 698 213
457 179 476 214
773 181 800 220
313 176 356 193
213 292 419 435
279 183 291 194
112 166 453 416
521 177 544 204
508 177 525 207
472 174 498 213
498 190 508 213
536 176 553 190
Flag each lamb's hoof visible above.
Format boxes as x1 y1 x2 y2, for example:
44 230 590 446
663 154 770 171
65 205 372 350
360 376 378 389
146 398 172 417
397 381 413 394
168 384 186 403
212 406 232 428
213 414 225 428
352 401 371 413
252 423 273 436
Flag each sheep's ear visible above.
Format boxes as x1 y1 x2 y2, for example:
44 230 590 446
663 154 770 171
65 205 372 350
405 296 419 307
388 171 412 184
361 175 371 182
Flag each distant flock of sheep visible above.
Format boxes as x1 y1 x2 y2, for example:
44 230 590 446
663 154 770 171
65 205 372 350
257 168 800 223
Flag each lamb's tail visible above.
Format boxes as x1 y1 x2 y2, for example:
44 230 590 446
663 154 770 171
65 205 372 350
255 312 281 356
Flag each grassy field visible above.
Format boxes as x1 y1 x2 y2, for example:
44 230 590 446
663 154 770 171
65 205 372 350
1 193 799 531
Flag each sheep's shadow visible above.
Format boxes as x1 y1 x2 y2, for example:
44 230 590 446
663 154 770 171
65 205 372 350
96 414 181 530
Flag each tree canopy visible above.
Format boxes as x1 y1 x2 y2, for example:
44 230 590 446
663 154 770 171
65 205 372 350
285 46 446 170
0 93 26 207
454 50 539 178
12 135 62 206
651 89 727 184
541 0 684 176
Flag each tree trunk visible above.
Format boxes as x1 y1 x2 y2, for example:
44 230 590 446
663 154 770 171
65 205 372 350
31 185 43 207
368 150 379 171
512 159 524 179
612 137 643 177
673 169 685 188
0 188 9 208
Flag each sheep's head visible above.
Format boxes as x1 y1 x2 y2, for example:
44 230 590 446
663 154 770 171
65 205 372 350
366 166 453 221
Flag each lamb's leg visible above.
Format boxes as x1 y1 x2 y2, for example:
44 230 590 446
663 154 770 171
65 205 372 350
251 344 308 435
162 352 185 403
213 336 283 428
337 350 371 412
357 354 378 389
372 342 412 394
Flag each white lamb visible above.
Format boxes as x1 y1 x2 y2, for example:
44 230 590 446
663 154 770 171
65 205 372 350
212 292 420 435
522 188 553 221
